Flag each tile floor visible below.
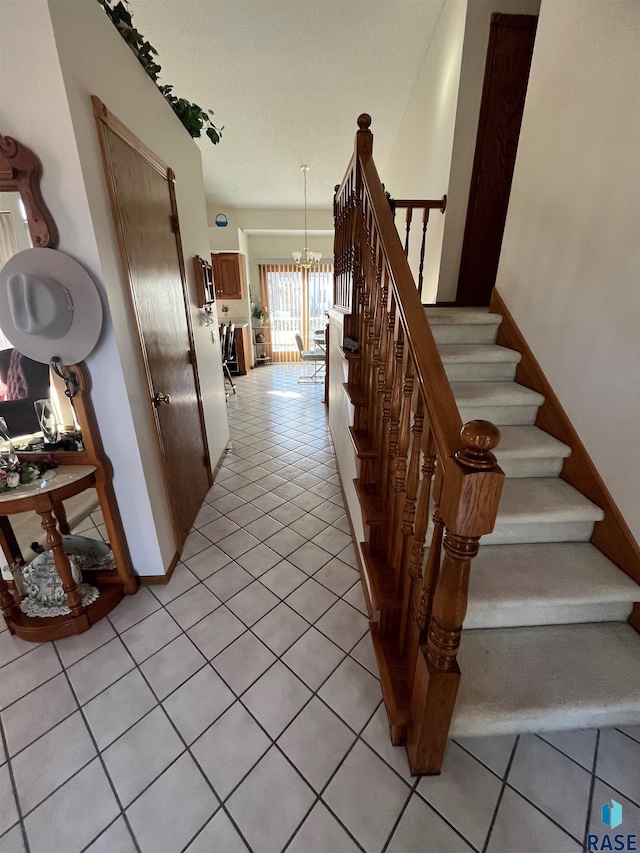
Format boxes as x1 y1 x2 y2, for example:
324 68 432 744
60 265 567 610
0 364 639 853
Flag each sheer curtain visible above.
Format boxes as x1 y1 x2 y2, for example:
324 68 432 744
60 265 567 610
259 263 333 362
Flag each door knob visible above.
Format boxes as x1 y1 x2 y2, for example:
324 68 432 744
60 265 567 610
152 392 172 406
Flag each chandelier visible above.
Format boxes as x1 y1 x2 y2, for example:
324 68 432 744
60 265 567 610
292 165 322 270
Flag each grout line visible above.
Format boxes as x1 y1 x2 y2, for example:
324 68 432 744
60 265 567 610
481 735 520 853
584 729 600 851
81 613 256 853
379 779 419 853
51 643 144 853
2 368 614 853
0 712 31 853
533 732 597 776
614 727 640 748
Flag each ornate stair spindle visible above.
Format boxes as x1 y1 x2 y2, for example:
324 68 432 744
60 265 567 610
388 359 414 581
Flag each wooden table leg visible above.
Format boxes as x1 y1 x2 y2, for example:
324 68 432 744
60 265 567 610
0 572 20 631
0 515 23 565
38 509 86 621
53 501 71 536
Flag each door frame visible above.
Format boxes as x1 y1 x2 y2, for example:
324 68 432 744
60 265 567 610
92 96 212 547
455 13 538 306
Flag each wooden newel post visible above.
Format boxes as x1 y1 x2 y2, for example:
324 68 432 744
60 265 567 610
355 114 373 162
406 420 503 775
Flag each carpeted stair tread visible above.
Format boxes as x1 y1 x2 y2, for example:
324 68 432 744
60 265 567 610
493 425 571 477
426 307 502 344
465 542 639 628
452 381 544 409
450 622 640 738
495 478 604 525
438 343 521 363
439 344 522 382
494 425 571 460
425 307 500 325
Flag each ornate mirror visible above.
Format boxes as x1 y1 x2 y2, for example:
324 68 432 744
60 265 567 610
0 133 136 643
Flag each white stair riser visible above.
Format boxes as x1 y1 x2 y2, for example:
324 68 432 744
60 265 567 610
457 404 539 426
431 325 499 345
497 457 565 478
444 362 518 382
482 520 596 545
464 599 634 630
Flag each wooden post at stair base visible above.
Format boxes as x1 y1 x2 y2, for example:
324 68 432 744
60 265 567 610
406 421 504 775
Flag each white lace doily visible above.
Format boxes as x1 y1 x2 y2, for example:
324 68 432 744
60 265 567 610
20 583 100 618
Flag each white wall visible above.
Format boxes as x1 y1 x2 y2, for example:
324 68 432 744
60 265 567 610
0 0 166 575
495 0 640 539
49 0 230 568
437 0 540 301
0 0 229 574
380 0 467 302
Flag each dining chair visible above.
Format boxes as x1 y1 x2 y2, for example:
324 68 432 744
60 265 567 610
220 322 236 397
295 332 326 384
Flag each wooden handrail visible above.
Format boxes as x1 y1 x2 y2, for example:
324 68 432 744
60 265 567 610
389 198 447 210
333 114 504 775
360 156 462 465
389 197 447 292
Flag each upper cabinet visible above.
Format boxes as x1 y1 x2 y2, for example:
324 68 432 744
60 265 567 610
212 252 245 300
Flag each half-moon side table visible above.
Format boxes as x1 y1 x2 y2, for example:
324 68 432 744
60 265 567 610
0 465 126 642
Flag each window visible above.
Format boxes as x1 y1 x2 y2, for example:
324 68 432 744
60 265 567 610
259 263 333 361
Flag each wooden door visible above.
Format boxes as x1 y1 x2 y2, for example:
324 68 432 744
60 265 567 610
93 99 211 551
456 14 537 306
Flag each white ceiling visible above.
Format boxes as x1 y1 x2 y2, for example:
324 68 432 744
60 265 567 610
131 1 444 209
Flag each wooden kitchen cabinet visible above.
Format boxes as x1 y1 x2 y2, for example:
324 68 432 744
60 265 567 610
211 252 245 300
228 324 251 375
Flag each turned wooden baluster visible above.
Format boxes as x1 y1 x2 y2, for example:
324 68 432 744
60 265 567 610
416 208 430 295
407 421 503 775
368 271 388 484
383 329 404 513
368 258 385 437
387 360 414 580
404 207 413 255
398 398 427 654
376 300 395 495
362 223 377 410
417 506 444 647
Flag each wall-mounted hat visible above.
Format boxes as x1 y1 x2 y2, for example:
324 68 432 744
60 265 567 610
0 248 103 365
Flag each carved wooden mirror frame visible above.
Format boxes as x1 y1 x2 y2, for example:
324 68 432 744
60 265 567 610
0 134 59 248
0 133 137 641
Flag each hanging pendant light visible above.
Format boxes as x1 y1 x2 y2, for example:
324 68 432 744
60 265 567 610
292 165 322 270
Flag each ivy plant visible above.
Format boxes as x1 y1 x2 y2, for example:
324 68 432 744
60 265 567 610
97 0 222 145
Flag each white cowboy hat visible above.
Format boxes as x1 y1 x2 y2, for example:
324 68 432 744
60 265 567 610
0 248 103 364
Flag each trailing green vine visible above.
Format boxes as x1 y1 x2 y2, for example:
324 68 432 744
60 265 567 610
97 0 222 145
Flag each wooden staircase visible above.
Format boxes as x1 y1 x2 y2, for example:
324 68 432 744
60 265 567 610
331 115 640 774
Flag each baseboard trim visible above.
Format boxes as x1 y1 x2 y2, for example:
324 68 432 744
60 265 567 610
139 551 180 586
142 445 229 587
491 288 640 588
334 460 374 621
